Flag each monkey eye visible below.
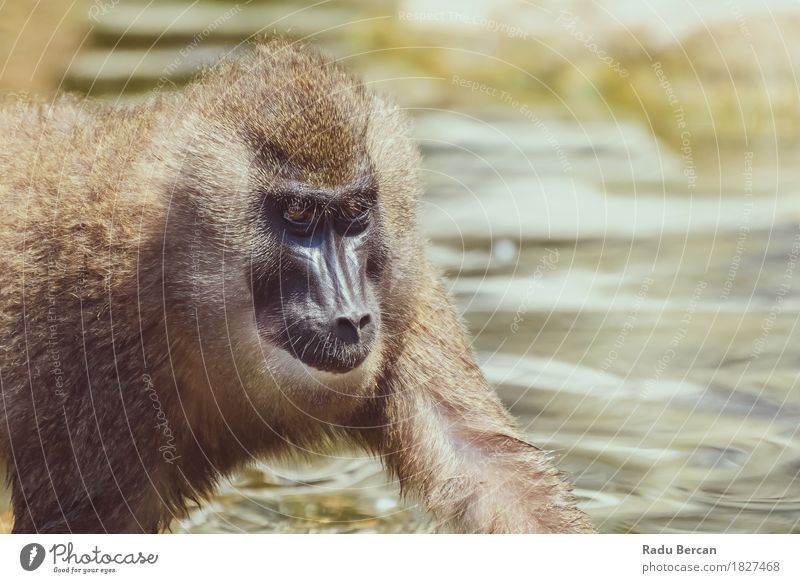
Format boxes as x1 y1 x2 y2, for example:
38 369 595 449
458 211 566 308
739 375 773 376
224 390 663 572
337 201 371 234
282 201 317 234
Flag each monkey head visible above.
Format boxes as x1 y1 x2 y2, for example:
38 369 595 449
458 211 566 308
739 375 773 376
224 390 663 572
154 42 422 404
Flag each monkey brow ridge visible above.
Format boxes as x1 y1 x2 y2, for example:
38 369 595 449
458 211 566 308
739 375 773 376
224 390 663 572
268 175 378 207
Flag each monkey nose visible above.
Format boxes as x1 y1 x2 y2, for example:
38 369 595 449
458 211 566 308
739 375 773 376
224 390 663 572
333 311 373 344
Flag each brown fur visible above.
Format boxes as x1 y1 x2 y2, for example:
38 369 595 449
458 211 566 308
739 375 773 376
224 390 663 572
0 40 593 533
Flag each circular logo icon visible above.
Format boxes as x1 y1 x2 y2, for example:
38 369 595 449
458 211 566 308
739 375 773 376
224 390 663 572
20 543 46 571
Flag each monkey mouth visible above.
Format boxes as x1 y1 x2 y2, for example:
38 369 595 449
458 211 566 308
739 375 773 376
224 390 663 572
280 338 373 375
301 356 366 374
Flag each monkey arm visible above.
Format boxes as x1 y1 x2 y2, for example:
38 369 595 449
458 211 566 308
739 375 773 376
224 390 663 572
359 272 595 533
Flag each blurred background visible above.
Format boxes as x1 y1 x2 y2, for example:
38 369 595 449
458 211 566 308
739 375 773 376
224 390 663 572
2 0 800 533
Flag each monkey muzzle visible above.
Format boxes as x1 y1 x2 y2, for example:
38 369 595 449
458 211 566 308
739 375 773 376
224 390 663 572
264 223 379 374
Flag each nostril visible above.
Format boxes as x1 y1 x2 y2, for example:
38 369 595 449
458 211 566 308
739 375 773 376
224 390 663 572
334 315 359 343
335 316 357 332
333 312 372 343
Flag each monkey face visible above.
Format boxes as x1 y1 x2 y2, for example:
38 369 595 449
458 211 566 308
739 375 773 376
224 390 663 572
251 180 386 376
158 45 420 400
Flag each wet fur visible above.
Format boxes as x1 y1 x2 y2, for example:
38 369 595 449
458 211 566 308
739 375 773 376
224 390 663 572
0 41 593 533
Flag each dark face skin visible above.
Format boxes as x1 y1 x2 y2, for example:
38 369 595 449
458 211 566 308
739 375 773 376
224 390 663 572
252 176 385 374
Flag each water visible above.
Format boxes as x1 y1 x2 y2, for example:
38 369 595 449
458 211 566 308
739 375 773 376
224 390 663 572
2 0 800 534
